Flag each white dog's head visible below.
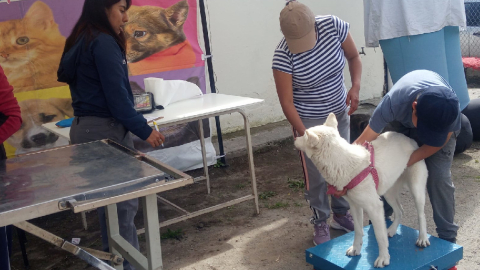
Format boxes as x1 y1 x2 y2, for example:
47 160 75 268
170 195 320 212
294 113 369 187
294 113 340 158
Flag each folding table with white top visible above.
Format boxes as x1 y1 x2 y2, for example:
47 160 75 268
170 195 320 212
43 93 264 222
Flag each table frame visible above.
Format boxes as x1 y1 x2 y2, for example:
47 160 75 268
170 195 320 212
34 94 262 269
142 107 260 234
3 139 194 270
42 95 262 233
71 107 261 269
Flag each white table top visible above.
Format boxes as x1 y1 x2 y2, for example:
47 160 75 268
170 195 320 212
43 94 264 140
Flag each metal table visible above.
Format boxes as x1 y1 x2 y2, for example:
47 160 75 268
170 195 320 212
0 140 193 270
43 94 263 232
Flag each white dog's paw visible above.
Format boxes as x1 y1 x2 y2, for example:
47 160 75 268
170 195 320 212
346 246 361 256
387 226 397 237
416 236 430 248
374 254 390 268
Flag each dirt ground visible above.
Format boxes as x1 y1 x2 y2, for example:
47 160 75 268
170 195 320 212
8 137 480 270
8 89 480 270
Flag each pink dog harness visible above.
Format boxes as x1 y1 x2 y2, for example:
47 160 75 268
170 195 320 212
326 142 379 197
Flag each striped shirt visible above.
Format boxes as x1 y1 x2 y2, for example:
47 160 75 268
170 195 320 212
272 15 350 119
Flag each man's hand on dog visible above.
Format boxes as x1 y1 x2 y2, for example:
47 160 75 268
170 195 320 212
333 187 348 198
146 130 165 148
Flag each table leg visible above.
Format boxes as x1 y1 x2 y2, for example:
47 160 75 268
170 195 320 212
142 194 163 270
105 202 150 270
81 212 88 230
105 204 124 270
238 109 260 214
16 228 29 269
198 119 211 194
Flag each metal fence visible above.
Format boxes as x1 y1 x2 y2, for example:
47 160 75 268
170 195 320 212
461 0 480 57
461 0 480 85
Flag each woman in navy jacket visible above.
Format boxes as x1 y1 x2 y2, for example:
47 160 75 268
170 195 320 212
58 1 164 269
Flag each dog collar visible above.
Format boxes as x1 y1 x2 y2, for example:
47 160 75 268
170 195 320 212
327 142 379 197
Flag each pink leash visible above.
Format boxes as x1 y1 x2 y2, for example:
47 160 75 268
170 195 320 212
326 142 379 197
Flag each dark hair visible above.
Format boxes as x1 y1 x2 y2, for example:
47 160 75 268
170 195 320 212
63 0 131 54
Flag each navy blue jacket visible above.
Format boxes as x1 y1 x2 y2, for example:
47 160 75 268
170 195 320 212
58 33 152 140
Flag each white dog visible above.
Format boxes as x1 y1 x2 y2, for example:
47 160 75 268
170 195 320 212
294 113 430 268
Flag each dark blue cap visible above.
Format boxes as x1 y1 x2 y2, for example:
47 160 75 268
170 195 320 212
416 87 459 147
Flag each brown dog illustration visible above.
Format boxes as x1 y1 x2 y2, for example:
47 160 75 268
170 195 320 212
7 98 73 154
124 0 196 75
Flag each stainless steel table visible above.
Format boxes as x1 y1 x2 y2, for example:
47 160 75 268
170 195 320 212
0 140 193 270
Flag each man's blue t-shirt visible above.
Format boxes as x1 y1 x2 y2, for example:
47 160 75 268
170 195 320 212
369 70 461 143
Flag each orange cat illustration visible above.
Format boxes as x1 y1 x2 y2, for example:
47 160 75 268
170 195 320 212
0 1 66 92
124 0 196 76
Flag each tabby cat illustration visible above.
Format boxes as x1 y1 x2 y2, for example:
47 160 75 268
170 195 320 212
125 0 196 75
0 1 66 92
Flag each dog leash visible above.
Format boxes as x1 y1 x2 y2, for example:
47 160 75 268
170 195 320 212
326 142 379 197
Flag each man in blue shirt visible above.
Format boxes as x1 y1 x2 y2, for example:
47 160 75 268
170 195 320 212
354 70 461 243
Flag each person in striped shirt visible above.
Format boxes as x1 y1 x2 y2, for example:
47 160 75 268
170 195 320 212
272 1 362 245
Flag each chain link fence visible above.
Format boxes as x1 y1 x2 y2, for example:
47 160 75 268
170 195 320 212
461 0 480 86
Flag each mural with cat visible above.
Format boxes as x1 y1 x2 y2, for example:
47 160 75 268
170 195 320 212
125 0 196 76
0 1 66 92
0 1 71 154
0 0 208 161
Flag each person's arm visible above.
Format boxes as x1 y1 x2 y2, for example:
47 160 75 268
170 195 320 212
91 35 165 146
342 33 362 116
0 66 22 144
353 95 393 145
406 132 453 167
353 124 379 145
273 69 306 136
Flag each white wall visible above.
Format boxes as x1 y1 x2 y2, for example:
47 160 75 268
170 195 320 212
199 0 385 133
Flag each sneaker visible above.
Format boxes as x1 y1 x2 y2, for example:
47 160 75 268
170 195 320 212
331 212 355 232
448 267 457 270
313 222 330 245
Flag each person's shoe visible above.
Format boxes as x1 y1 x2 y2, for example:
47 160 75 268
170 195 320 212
330 212 355 232
313 222 330 245
448 267 457 270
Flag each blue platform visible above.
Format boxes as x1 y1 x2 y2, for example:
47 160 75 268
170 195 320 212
306 225 462 270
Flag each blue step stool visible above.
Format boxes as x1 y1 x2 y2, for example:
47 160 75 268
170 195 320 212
306 224 462 270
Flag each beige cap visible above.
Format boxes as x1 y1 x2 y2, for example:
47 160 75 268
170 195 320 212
280 1 316 54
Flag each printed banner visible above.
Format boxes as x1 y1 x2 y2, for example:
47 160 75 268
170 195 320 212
0 0 213 169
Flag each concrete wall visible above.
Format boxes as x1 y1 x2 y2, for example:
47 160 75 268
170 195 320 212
199 0 385 133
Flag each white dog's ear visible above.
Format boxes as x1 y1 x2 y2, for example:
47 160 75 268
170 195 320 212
305 130 320 148
324 113 338 129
